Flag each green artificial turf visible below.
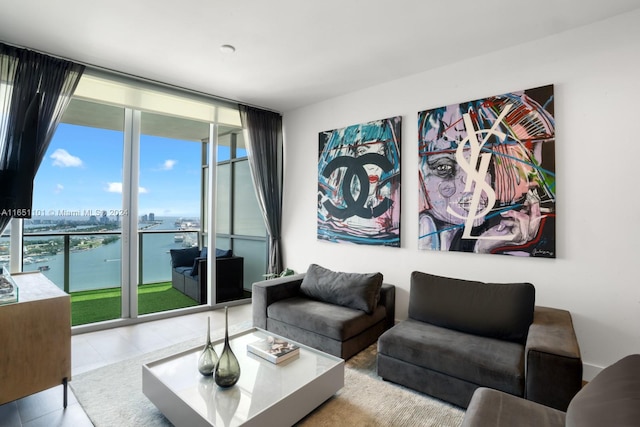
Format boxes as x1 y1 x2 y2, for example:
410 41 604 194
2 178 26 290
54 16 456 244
70 282 199 326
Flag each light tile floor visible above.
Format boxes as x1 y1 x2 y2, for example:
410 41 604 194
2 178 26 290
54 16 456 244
0 304 253 427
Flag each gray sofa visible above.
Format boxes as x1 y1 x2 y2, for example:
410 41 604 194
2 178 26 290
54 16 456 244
377 271 582 410
462 353 640 427
252 264 396 359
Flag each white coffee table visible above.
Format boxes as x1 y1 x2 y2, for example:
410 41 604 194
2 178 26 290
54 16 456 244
142 328 344 427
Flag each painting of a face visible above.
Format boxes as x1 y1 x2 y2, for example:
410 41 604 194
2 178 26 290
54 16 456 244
318 117 401 247
418 85 556 257
422 151 490 228
354 140 386 201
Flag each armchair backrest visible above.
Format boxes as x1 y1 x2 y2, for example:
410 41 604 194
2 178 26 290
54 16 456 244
566 354 640 427
409 271 535 344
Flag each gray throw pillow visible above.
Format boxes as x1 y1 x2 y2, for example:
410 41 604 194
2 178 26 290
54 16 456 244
300 264 383 314
169 247 200 268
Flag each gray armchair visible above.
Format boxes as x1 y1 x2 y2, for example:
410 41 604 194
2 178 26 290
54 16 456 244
462 354 640 427
377 271 582 410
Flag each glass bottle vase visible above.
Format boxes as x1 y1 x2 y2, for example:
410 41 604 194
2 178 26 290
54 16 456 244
214 306 241 387
198 316 218 376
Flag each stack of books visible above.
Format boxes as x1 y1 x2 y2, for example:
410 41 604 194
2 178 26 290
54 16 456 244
247 336 300 364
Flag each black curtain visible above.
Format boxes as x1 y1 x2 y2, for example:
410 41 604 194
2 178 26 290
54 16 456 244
0 43 84 233
239 105 283 275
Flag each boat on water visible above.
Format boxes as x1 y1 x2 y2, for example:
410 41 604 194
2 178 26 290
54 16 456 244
38 265 50 271
174 234 185 243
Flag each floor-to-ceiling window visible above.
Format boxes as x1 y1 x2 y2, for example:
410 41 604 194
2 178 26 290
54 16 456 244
215 128 267 303
26 99 125 325
20 69 264 328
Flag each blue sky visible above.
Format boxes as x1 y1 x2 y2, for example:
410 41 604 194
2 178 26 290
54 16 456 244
33 123 204 218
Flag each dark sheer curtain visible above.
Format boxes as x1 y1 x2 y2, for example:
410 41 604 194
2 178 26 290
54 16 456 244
239 105 283 275
0 43 84 233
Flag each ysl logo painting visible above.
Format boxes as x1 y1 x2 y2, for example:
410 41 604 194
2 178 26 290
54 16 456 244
418 85 556 257
318 117 401 247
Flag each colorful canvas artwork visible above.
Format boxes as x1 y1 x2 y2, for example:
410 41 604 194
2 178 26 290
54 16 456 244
318 116 401 247
418 85 556 257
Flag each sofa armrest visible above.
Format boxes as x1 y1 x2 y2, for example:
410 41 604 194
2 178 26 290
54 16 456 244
252 273 305 329
462 387 566 427
379 283 396 329
525 306 583 411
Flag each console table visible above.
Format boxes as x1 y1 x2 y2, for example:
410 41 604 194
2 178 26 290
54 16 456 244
0 272 71 407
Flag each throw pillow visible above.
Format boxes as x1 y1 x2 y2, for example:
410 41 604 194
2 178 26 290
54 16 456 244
169 246 200 268
190 256 206 276
300 264 383 314
215 248 232 258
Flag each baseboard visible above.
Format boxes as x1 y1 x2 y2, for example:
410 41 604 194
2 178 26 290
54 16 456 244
582 362 603 382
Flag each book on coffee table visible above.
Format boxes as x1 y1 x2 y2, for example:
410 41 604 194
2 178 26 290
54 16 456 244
247 336 300 364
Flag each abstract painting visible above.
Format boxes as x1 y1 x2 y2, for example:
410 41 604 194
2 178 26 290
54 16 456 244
318 116 401 247
418 85 556 257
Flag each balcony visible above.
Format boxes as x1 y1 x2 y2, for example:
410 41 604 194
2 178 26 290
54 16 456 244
1 228 252 326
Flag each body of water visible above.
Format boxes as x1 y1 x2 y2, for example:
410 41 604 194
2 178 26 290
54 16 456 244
19 218 199 292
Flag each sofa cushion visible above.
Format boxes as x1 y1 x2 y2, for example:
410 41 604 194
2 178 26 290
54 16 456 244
186 248 233 275
300 264 383 314
378 318 526 396
174 266 192 276
566 354 640 427
267 296 387 341
215 248 232 258
170 246 200 268
409 271 535 343
190 257 206 276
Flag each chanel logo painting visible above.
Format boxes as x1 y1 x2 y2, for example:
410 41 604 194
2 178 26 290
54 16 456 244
418 85 556 257
318 116 401 247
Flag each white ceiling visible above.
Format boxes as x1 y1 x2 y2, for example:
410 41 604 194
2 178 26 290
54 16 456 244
1 0 639 112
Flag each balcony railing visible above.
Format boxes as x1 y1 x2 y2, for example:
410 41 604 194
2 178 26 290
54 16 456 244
20 229 199 293
1 226 265 299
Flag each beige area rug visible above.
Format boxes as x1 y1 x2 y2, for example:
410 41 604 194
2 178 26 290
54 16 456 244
71 325 464 427
297 345 464 426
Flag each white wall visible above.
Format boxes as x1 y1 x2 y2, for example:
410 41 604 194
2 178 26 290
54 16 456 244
281 10 640 380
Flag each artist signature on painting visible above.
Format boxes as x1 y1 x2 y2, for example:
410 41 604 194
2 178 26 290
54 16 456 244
532 249 554 257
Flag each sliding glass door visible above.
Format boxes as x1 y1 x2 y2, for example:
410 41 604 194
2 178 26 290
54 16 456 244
138 111 209 313
24 69 266 327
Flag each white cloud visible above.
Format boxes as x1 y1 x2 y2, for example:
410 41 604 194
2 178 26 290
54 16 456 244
105 182 149 194
51 149 83 167
106 182 122 193
54 184 64 194
162 159 177 170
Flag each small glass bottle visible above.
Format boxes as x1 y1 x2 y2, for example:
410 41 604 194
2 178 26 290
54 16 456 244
214 306 241 387
198 316 218 376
